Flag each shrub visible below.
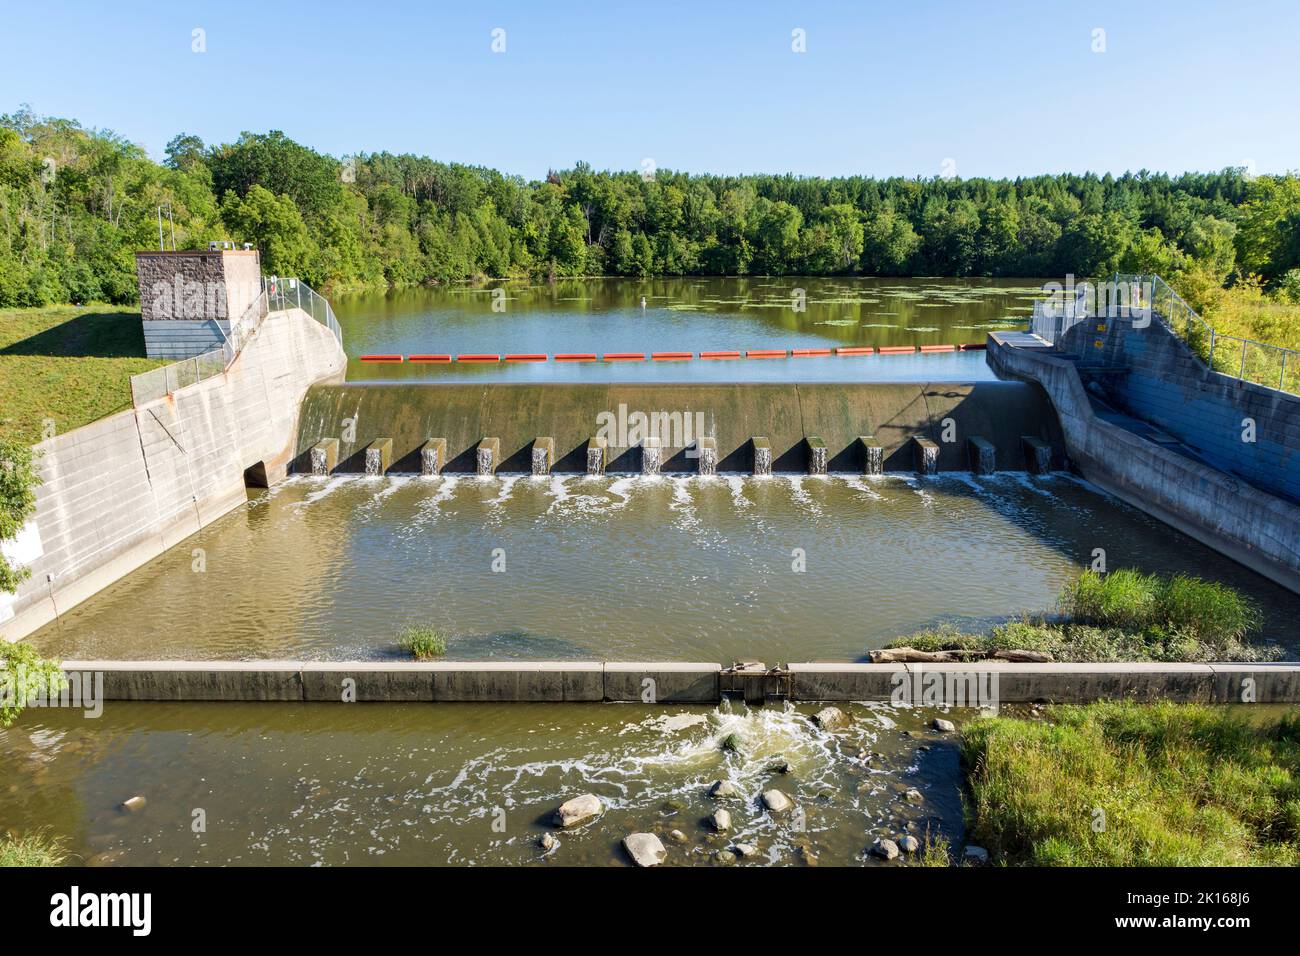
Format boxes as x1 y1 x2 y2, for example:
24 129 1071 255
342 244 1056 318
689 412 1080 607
398 626 447 660
0 641 65 727
0 439 41 593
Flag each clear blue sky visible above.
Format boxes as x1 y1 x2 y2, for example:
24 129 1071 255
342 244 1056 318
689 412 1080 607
2 0 1296 179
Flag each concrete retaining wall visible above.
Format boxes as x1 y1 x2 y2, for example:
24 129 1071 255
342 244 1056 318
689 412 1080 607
56 660 1300 704
989 331 1300 594
1066 315 1300 504
0 309 346 641
293 380 1064 474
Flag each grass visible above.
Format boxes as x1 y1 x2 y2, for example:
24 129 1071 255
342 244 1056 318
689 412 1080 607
398 626 447 659
0 304 165 444
885 569 1275 663
962 702 1300 866
0 832 67 867
916 829 952 867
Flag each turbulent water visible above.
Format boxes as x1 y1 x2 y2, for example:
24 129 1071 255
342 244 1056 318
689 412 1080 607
29 473 1300 662
0 699 968 866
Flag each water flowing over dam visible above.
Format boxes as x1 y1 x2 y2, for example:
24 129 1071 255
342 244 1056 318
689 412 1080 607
291 381 1065 476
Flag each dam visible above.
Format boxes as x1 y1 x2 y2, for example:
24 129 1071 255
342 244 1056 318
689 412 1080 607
291 380 1064 476
6 270 1300 873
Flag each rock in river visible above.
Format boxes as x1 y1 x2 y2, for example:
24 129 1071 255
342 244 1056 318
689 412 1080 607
709 808 732 832
897 835 920 854
709 779 741 799
762 789 794 813
964 845 990 865
622 832 667 867
554 793 603 828
932 718 956 733
871 838 900 860
813 706 846 729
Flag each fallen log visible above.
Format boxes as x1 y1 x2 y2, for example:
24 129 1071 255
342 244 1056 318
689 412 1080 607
869 647 982 663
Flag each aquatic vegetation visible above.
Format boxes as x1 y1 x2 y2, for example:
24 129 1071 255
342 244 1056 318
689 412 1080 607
398 626 448 659
886 570 1274 662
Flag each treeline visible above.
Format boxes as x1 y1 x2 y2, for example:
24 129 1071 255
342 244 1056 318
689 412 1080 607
2 105 1299 309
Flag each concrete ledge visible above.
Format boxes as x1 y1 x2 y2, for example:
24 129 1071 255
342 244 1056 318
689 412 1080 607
603 662 722 703
788 663 908 700
55 660 1300 704
63 660 303 702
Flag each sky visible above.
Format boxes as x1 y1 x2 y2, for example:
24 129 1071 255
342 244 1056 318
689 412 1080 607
1 0 1297 180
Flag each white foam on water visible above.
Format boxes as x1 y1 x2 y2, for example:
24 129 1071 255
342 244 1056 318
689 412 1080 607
297 475 352 507
488 475 520 506
784 476 824 516
897 474 934 505
544 474 633 518
1009 473 1057 499
402 476 460 533
724 475 751 509
668 476 699 531
838 475 884 501
371 476 411 502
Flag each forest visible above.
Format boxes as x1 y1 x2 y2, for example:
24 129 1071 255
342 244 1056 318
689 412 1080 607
2 105 1299 318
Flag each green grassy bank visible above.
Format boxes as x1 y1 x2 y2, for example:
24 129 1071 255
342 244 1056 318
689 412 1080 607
0 304 163 444
962 701 1300 866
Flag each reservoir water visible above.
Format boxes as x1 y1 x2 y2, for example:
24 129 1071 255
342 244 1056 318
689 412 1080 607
333 276 1040 383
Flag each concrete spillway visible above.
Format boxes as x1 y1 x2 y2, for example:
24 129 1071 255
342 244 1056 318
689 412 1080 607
292 381 1064 474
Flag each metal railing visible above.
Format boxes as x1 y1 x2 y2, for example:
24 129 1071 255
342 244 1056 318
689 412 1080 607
1029 285 1094 344
266 276 343 346
130 275 343 407
1117 273 1299 395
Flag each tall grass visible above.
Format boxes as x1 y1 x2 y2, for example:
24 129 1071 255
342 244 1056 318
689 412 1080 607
1061 570 1260 647
0 832 66 867
398 626 447 660
962 702 1300 866
885 569 1270 662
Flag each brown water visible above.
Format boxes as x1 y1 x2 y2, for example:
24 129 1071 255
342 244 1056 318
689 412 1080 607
28 473 1300 662
0 700 967 867
334 276 1040 383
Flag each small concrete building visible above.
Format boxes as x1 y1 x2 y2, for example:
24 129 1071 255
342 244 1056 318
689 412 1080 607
134 244 263 359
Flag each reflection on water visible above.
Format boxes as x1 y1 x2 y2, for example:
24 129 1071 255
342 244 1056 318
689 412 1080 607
30 474 1300 662
336 277 1039 383
0 701 966 867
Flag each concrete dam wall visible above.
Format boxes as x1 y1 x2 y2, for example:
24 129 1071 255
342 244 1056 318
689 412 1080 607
0 309 346 642
291 380 1065 474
